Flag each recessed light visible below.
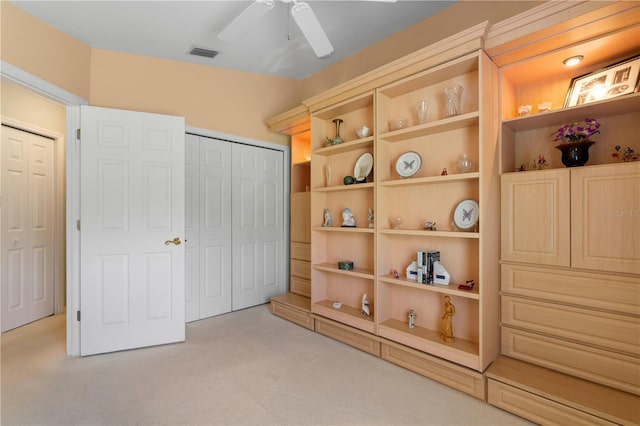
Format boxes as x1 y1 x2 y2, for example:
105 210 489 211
563 55 584 67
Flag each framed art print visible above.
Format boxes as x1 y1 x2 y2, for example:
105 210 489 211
564 54 640 107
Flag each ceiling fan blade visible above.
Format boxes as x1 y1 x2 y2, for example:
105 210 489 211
218 0 275 42
291 1 334 58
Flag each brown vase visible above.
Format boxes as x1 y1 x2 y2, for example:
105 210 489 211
555 140 595 167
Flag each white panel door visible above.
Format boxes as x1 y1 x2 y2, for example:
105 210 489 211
1 125 55 332
232 144 285 310
80 106 185 356
184 134 200 322
199 137 232 317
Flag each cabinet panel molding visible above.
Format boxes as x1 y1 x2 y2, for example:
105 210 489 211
571 162 640 275
501 264 640 316
501 169 570 266
502 327 640 396
502 296 639 356
291 242 311 261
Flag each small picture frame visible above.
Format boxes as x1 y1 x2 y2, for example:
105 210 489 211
564 54 640 107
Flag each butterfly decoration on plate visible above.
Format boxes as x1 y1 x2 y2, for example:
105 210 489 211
403 159 415 170
462 207 474 222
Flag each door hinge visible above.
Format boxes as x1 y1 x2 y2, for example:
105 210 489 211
76 220 80 231
77 310 81 321
76 128 81 140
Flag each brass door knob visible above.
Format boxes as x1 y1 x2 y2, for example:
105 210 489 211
164 237 182 246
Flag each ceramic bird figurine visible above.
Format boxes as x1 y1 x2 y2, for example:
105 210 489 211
361 294 370 316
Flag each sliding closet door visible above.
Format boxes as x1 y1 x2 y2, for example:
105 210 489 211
232 144 285 310
185 135 233 321
199 137 232 317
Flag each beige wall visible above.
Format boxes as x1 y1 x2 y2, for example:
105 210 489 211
89 49 299 145
1 2 92 100
300 1 544 100
1 78 67 135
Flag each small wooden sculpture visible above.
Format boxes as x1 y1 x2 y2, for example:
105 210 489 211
441 295 455 343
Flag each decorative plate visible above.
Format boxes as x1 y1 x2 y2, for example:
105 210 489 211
354 152 373 180
453 199 479 230
395 151 422 178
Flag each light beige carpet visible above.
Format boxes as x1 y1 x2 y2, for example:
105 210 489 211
1 304 531 425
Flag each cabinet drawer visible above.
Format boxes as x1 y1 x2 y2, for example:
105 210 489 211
502 296 639 356
291 259 311 280
381 340 484 400
502 327 640 396
501 264 640 316
291 242 310 261
290 276 310 298
271 300 313 330
487 379 617 426
314 316 380 356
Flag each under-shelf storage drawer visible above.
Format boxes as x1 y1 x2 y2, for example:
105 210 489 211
270 293 313 330
501 296 639 356
313 315 380 356
487 379 617 426
502 327 640 395
381 340 485 400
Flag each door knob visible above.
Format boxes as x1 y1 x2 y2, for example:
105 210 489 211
164 237 182 246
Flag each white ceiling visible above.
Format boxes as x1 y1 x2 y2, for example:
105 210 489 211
11 0 454 79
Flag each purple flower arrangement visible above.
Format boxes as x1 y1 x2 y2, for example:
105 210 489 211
552 118 601 144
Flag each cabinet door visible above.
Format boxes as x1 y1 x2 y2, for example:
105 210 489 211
501 169 570 266
571 162 640 274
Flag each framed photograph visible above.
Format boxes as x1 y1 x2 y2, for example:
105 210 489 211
564 54 640 107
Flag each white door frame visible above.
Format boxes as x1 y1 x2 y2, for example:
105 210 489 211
1 117 65 321
1 61 87 355
1 62 290 356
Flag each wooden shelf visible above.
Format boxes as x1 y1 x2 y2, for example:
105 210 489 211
378 274 480 299
313 299 375 333
378 229 479 239
378 318 479 369
313 137 373 156
502 92 640 132
313 262 374 279
312 226 374 234
315 182 374 192
379 112 479 142
379 172 479 187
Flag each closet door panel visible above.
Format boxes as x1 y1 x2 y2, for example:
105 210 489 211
260 149 285 302
233 145 261 310
184 134 200 322
199 138 232 318
232 145 285 310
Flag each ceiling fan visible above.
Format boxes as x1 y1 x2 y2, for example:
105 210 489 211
218 0 397 58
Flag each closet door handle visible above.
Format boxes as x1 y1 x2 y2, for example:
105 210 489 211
164 237 182 246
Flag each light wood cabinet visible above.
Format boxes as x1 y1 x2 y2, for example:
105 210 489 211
489 4 640 421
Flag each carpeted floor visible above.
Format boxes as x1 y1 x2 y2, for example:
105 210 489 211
1 304 531 425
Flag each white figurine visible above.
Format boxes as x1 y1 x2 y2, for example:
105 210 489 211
341 208 356 227
323 208 332 227
408 309 416 329
368 208 374 228
361 294 370 316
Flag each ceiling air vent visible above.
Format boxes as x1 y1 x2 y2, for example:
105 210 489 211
188 46 219 59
